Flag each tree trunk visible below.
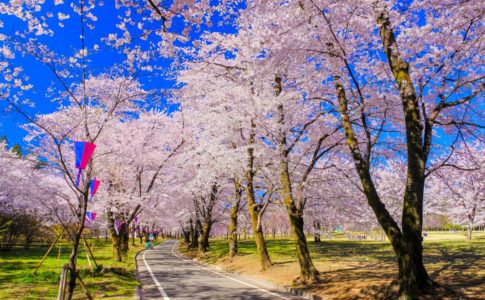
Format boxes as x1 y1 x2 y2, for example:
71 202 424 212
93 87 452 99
280 166 319 282
131 227 135 247
24 233 34 250
66 231 81 300
290 216 316 284
467 220 473 240
374 9 437 298
228 203 239 257
228 177 242 258
394 235 432 299
190 219 199 249
314 221 321 243
66 192 89 300
276 78 318 282
252 223 272 270
334 70 433 298
111 230 123 262
244 121 272 270
197 219 211 254
249 210 272 270
182 226 191 244
107 215 129 262
137 226 143 244
194 184 217 256
397 181 432 299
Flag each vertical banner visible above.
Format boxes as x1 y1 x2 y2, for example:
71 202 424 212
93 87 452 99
85 212 97 224
114 220 123 236
74 141 96 187
89 179 101 201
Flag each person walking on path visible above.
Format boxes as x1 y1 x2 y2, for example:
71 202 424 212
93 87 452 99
146 233 154 250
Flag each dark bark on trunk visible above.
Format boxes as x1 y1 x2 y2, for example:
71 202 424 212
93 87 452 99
107 214 129 262
197 219 212 254
66 191 89 300
466 208 476 240
107 205 139 262
228 178 242 257
182 226 191 244
194 184 217 256
467 220 473 240
131 227 135 247
189 218 199 249
244 121 273 270
375 9 434 298
323 7 435 294
334 71 432 298
279 155 319 282
313 221 321 243
289 211 318 282
275 75 318 282
137 226 143 244
24 233 34 250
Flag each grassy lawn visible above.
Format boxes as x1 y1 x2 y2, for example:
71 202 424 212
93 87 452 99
0 238 148 299
181 231 485 299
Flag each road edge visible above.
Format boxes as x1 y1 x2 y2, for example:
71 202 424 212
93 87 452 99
134 240 166 300
175 241 325 300
134 247 145 300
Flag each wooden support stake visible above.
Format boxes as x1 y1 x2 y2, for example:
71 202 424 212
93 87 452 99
57 263 69 300
57 242 62 268
77 274 93 300
86 251 92 270
82 234 99 269
34 229 64 275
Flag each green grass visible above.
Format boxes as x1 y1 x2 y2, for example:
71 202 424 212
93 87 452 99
194 231 485 264
182 231 485 299
0 238 148 299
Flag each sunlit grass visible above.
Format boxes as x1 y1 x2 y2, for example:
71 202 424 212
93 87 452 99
181 231 485 299
0 238 148 299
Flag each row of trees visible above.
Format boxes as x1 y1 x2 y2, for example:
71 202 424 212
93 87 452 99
0 140 56 251
168 3 483 300
1 1 483 299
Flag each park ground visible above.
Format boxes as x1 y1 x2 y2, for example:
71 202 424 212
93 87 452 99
0 232 483 299
181 231 485 300
0 238 148 299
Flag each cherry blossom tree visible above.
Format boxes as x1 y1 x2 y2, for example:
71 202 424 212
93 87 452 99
176 43 278 268
287 0 483 296
222 0 484 295
427 143 484 240
1 1 483 298
21 73 150 298
88 109 184 260
0 140 73 250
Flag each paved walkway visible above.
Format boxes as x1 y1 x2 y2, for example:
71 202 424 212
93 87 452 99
136 240 307 300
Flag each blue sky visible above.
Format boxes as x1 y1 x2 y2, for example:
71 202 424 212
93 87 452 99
1 3 127 147
0 2 238 150
1 1 481 159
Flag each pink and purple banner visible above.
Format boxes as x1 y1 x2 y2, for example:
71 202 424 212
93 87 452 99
85 211 97 224
89 179 101 201
114 220 123 235
90 179 100 195
74 141 96 187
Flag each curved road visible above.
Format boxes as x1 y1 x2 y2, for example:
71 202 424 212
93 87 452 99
136 240 307 300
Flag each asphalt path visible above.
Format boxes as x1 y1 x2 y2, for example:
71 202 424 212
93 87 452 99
136 240 308 300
